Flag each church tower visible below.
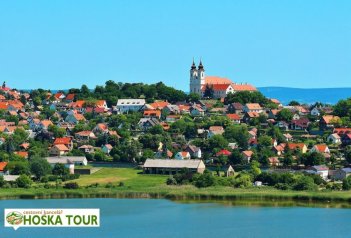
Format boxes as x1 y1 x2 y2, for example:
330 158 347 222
189 59 205 95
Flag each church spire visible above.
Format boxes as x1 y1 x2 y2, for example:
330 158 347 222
191 58 196 70
198 59 204 70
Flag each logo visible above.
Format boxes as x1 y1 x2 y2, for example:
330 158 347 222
4 209 100 230
6 211 23 226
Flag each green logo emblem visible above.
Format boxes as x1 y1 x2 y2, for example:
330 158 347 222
6 211 23 225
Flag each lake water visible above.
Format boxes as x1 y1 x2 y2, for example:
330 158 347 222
1 198 350 238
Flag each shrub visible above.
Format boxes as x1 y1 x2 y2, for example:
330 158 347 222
63 182 79 189
118 182 125 187
166 176 177 185
193 172 215 188
0 175 5 187
16 174 32 188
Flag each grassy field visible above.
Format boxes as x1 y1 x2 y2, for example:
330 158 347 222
2 167 351 207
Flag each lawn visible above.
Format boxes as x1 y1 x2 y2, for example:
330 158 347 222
71 167 167 188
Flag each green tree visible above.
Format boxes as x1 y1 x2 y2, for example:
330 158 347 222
52 163 69 177
30 158 52 179
203 84 214 98
276 108 293 121
16 174 32 188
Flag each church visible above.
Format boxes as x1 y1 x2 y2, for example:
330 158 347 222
189 60 257 98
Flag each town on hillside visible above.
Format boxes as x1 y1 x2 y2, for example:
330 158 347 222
1 61 351 191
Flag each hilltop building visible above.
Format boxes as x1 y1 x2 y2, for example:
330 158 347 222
189 60 257 98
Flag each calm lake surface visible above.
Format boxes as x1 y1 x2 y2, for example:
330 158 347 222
1 198 351 238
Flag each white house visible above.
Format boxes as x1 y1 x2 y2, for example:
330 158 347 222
311 165 329 180
310 107 321 116
116 99 146 113
327 133 341 144
45 156 88 174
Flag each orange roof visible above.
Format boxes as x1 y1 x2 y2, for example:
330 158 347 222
247 112 260 118
95 100 106 107
181 151 189 157
143 110 161 117
288 143 306 150
41 120 53 128
15 151 29 158
150 101 170 109
242 150 253 157
227 113 241 120
205 76 232 84
65 93 75 100
232 84 257 91
209 126 224 132
76 130 94 136
0 162 8 171
53 144 69 151
333 128 351 135
0 102 8 110
246 103 262 110
322 115 340 124
314 144 328 152
73 114 86 121
54 137 72 145
70 100 85 108
209 84 231 91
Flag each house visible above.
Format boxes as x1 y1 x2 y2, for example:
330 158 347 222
226 113 241 123
290 118 310 130
320 115 340 129
40 119 53 131
165 115 181 123
243 103 263 113
162 105 180 115
327 133 341 144
116 99 146 113
49 144 69 156
311 165 329 180
273 143 286 156
216 149 232 157
268 157 281 166
190 106 205 117
53 137 73 150
333 128 351 135
174 151 191 160
14 151 29 159
102 144 113 154
45 156 88 174
243 112 260 123
333 168 351 180
149 101 170 110
287 143 308 154
0 161 8 175
223 165 235 177
283 133 293 142
78 145 95 154
64 93 75 102
143 159 206 174
207 126 225 138
242 150 253 163
138 118 160 131
65 113 86 124
143 110 161 119
75 131 96 141
268 109 280 119
310 144 330 154
185 145 202 158
93 123 109 134
227 102 244 114
310 107 321 116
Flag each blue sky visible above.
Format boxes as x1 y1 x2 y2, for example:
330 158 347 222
0 0 350 91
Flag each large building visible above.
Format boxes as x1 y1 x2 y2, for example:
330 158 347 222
189 60 257 98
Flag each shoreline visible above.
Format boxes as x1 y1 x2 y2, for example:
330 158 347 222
1 187 351 208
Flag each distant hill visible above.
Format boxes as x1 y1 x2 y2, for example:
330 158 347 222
258 87 351 105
